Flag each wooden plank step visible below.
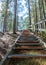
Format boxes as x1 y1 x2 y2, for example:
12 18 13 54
16 46 43 48
15 43 43 46
13 46 46 50
18 35 39 39
17 41 39 43
19 36 38 41
7 54 46 59
20 35 38 39
17 35 39 43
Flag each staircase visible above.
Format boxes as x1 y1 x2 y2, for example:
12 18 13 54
7 30 46 59
0 30 46 65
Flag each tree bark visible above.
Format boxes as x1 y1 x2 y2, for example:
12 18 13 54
13 0 17 34
35 0 38 22
45 0 46 5
38 0 43 20
35 0 38 32
28 0 31 25
42 0 46 19
3 0 9 32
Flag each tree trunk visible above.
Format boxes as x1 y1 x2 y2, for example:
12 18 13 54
28 0 31 25
35 0 38 32
45 0 46 5
13 0 17 34
38 0 43 20
3 0 9 32
42 0 45 19
35 0 38 22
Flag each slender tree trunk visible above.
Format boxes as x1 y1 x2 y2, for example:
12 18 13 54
28 0 31 25
42 0 45 19
3 0 9 32
35 0 38 22
13 0 17 34
38 0 43 20
35 0 38 32
45 0 46 5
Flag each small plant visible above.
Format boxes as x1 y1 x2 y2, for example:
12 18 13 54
43 33 46 39
38 32 42 37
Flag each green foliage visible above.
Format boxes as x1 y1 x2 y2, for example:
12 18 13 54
38 32 42 36
0 0 46 32
43 33 46 38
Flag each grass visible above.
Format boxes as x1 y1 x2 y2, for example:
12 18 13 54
16 58 46 65
15 50 46 54
3 50 46 65
4 58 46 65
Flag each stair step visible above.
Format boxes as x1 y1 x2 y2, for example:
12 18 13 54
17 41 39 43
18 37 39 41
13 46 45 50
19 35 38 40
17 35 39 43
18 35 39 43
7 54 46 59
15 43 43 46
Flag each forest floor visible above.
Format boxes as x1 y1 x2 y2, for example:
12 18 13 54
0 32 18 60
